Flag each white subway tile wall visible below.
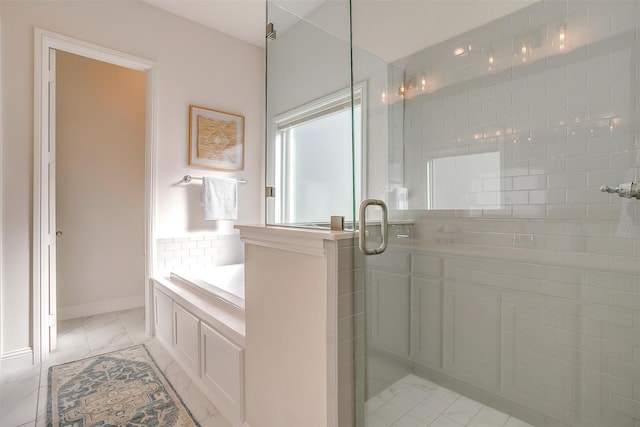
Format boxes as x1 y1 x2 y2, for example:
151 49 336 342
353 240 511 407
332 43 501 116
337 238 366 427
362 1 640 427
155 234 244 273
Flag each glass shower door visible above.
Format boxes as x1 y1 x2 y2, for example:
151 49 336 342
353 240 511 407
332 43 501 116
353 1 640 427
265 0 356 229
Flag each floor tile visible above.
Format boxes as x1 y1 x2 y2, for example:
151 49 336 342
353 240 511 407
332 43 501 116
391 414 428 427
0 363 41 386
468 405 510 427
388 392 424 413
42 343 92 371
145 339 185 377
118 308 149 344
504 418 535 427
56 321 88 349
366 414 392 427
369 402 408 426
34 385 48 425
0 371 40 426
1 308 234 427
82 311 120 331
365 375 533 427
199 412 234 427
412 395 451 416
57 317 84 333
86 322 133 354
442 396 483 425
167 371 220 422
431 387 460 404
366 394 386 414
429 415 465 427
406 402 441 425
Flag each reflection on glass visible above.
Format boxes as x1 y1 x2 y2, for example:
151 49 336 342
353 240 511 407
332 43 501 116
265 0 356 228
274 99 362 224
351 1 640 427
427 151 501 210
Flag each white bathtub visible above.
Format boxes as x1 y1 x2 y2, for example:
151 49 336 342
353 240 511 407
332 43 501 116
170 263 245 309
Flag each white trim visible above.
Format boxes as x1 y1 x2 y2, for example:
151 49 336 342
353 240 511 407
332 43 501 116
236 225 354 257
58 296 145 321
33 28 157 364
274 84 362 127
37 29 155 71
144 60 159 339
0 6 4 371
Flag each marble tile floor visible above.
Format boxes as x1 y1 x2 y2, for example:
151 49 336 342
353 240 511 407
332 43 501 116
366 374 535 427
0 307 232 427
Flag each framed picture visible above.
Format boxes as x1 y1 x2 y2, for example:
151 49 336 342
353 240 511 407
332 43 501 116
189 105 245 170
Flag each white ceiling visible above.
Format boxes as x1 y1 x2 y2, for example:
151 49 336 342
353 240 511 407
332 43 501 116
141 0 266 46
142 0 538 62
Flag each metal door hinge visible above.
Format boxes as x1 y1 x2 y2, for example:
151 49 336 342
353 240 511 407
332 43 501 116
265 186 276 198
266 23 277 40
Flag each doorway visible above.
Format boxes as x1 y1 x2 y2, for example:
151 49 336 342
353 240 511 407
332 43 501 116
55 50 146 324
33 29 157 363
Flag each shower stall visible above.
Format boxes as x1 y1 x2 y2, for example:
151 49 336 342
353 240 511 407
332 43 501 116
266 1 640 426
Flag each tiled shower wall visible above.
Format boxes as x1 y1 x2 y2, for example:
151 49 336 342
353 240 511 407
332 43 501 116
155 234 244 273
335 238 366 427
371 1 640 427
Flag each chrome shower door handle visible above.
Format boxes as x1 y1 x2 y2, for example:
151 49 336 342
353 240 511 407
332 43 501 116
358 199 389 255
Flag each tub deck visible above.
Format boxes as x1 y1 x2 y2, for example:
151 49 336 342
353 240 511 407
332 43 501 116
152 272 245 345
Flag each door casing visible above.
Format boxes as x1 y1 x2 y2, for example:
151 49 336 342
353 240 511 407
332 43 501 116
33 28 158 363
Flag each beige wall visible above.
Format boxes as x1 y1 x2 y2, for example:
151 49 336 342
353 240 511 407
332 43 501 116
56 51 145 318
0 0 263 361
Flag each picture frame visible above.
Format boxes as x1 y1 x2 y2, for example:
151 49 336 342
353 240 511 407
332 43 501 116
188 105 245 170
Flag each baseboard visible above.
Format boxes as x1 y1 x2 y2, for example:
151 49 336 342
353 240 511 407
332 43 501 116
1 347 34 371
58 295 145 321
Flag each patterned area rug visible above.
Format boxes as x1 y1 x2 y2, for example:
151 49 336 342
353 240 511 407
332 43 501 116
48 345 200 427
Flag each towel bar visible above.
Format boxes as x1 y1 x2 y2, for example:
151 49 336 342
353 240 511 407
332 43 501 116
183 175 247 185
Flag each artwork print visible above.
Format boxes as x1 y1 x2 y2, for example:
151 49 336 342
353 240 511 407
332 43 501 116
189 105 244 170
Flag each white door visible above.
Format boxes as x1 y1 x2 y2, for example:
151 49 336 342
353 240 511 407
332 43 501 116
47 48 58 351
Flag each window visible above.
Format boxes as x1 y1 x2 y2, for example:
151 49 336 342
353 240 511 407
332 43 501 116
273 83 365 226
426 151 501 210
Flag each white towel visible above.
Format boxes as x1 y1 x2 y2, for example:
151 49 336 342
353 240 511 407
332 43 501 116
202 177 237 220
395 187 408 210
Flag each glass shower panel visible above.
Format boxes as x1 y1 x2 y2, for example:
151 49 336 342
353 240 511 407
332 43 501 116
266 0 356 228
353 1 640 427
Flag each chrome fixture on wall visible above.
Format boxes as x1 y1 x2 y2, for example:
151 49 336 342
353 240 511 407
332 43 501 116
600 182 640 199
183 175 247 185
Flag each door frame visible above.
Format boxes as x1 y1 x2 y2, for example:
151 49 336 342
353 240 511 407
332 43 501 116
33 28 157 363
